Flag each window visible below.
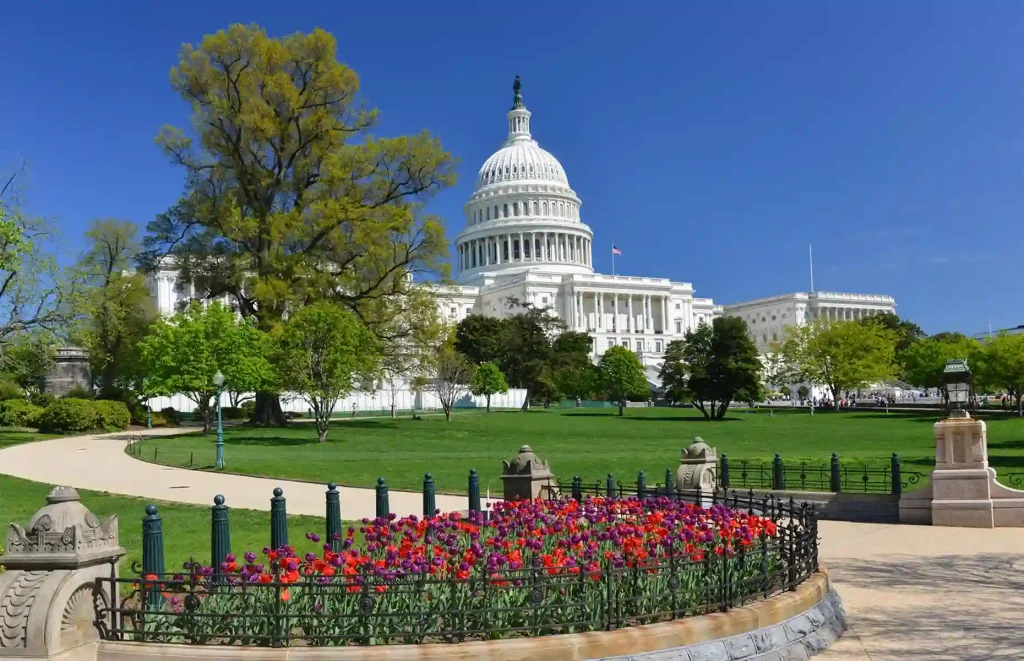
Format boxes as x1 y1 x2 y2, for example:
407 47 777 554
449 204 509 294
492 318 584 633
636 340 644 352
762 333 768 343
450 307 457 316
675 320 682 333
655 340 663 352
533 201 538 215
609 339 616 348
622 339 631 350
503 204 509 218
541 296 549 304
771 315 776 321
675 302 681 310
513 202 519 216
486 207 491 220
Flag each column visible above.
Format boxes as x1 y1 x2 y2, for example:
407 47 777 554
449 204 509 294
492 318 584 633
597 292 603 330
613 294 618 332
661 296 669 333
568 288 575 328
628 295 634 333
518 233 524 262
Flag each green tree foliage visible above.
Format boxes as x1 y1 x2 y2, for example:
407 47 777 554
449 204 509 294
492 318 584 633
454 315 505 366
0 167 79 348
659 317 763 420
598 346 649 416
276 302 380 442
140 24 457 425
139 302 274 433
776 319 897 405
551 332 597 401
0 332 54 394
469 362 508 412
980 333 1024 414
73 219 156 399
902 333 982 400
858 312 925 376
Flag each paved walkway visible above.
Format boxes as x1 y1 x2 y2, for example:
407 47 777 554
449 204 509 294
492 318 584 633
1 429 1023 659
0 428 495 519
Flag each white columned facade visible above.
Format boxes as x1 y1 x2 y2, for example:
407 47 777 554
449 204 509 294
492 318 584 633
628 295 634 332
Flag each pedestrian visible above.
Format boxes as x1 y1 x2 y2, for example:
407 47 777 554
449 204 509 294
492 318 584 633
351 401 357 418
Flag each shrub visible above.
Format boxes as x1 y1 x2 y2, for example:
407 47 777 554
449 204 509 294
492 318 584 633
61 385 94 400
160 407 181 426
93 400 131 431
150 413 168 427
0 400 44 428
37 399 100 433
240 400 255 418
29 392 55 408
220 407 246 420
0 381 23 401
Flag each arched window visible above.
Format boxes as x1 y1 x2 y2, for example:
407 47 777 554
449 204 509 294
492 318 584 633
494 205 499 218
503 204 509 218
486 207 491 221
512 164 517 175
513 202 519 216
542 201 548 215
532 201 538 215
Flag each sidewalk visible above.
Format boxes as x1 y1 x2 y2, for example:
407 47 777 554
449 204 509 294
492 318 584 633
0 427 493 519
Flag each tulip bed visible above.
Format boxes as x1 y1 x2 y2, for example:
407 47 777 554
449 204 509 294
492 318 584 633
112 495 814 647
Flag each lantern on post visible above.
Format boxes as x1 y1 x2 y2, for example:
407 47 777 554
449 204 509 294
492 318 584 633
943 359 972 418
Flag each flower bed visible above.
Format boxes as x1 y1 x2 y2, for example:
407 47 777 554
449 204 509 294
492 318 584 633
101 495 815 647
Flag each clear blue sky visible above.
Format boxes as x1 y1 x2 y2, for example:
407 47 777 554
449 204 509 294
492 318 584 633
2 2 1022 335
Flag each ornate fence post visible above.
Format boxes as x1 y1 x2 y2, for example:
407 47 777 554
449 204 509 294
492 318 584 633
423 473 436 517
830 453 842 493
720 454 730 489
572 475 583 501
891 453 902 497
468 469 481 513
142 504 164 608
772 453 785 490
376 477 390 519
636 470 646 497
211 495 231 575
270 487 288 550
664 468 675 497
326 483 342 552
605 473 616 498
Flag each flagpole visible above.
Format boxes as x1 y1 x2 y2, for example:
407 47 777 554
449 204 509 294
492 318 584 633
809 244 815 293
612 245 616 276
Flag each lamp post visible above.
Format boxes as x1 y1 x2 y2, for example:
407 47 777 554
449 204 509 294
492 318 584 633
943 359 972 419
146 403 152 429
214 370 225 469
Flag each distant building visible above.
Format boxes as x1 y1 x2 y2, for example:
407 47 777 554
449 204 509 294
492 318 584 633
973 325 1024 342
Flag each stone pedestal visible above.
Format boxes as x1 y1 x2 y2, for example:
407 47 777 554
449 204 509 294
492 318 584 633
931 414 995 528
676 438 718 507
0 486 125 659
501 445 555 501
43 346 91 397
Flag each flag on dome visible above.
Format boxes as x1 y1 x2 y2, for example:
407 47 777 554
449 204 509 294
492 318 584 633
612 245 622 255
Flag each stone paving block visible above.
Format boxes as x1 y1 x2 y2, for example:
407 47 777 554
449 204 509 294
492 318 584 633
805 605 825 629
783 614 814 643
687 641 730 661
724 633 756 659
751 626 789 654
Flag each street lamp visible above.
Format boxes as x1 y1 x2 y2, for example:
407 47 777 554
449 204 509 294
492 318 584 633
213 370 226 469
943 359 972 418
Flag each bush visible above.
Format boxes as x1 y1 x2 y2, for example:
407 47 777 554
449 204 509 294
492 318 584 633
93 400 131 431
0 400 44 427
61 385 94 400
150 413 168 427
29 392 55 408
0 381 23 401
37 399 100 433
241 400 255 418
220 406 247 420
160 407 181 426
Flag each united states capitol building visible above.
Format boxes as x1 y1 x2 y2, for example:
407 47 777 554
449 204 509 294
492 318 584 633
149 77 895 383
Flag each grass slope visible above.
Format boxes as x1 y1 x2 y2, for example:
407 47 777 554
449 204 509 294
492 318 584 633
132 408 1024 494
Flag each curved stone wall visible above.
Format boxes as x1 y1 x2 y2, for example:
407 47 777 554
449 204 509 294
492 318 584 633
96 571 844 661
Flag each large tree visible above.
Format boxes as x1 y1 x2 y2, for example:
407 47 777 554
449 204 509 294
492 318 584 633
776 318 897 405
454 314 505 366
902 332 982 400
0 167 79 350
140 24 456 425
598 346 649 416
426 347 474 422
858 312 925 377
980 333 1024 415
276 302 380 442
138 301 274 432
660 316 763 420
73 219 156 399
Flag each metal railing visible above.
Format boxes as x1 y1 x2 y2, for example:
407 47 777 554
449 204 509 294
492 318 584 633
91 487 817 647
719 453 924 496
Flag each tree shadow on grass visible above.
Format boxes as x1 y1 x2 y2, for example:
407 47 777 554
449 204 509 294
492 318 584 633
561 412 743 422
826 552 1024 660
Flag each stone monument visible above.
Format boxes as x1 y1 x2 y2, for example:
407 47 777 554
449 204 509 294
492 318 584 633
0 486 124 658
676 437 718 506
501 445 555 501
43 346 91 397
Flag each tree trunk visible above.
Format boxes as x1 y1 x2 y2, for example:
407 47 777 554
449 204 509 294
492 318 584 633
618 401 624 416
317 416 330 443
202 406 211 435
390 403 396 418
486 394 491 412
444 406 452 422
520 388 530 411
250 391 287 426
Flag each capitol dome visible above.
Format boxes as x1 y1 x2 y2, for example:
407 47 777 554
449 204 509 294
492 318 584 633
455 76 594 284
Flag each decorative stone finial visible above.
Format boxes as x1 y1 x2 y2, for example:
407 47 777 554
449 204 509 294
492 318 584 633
273 487 283 497
213 495 225 506
676 438 719 505
511 74 524 109
502 444 555 501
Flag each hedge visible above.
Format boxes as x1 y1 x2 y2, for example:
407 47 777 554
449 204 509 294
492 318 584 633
0 400 44 427
36 398 131 434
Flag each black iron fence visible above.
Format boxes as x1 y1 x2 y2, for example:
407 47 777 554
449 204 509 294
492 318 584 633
720 453 924 496
1002 473 1024 489
91 479 818 646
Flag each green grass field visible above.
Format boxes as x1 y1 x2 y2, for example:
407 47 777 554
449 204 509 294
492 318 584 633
131 407 1024 494
0 429 330 572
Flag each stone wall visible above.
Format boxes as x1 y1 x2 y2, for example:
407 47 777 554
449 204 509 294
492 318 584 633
43 347 91 397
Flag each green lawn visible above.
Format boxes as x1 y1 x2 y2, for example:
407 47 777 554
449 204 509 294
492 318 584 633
130 407 1024 494
0 428 60 448
0 474 330 572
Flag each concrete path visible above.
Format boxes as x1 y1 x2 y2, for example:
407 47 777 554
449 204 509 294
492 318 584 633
0 428 495 519
2 430 1023 659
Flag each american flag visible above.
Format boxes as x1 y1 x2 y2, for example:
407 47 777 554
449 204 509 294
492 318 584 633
612 245 622 255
